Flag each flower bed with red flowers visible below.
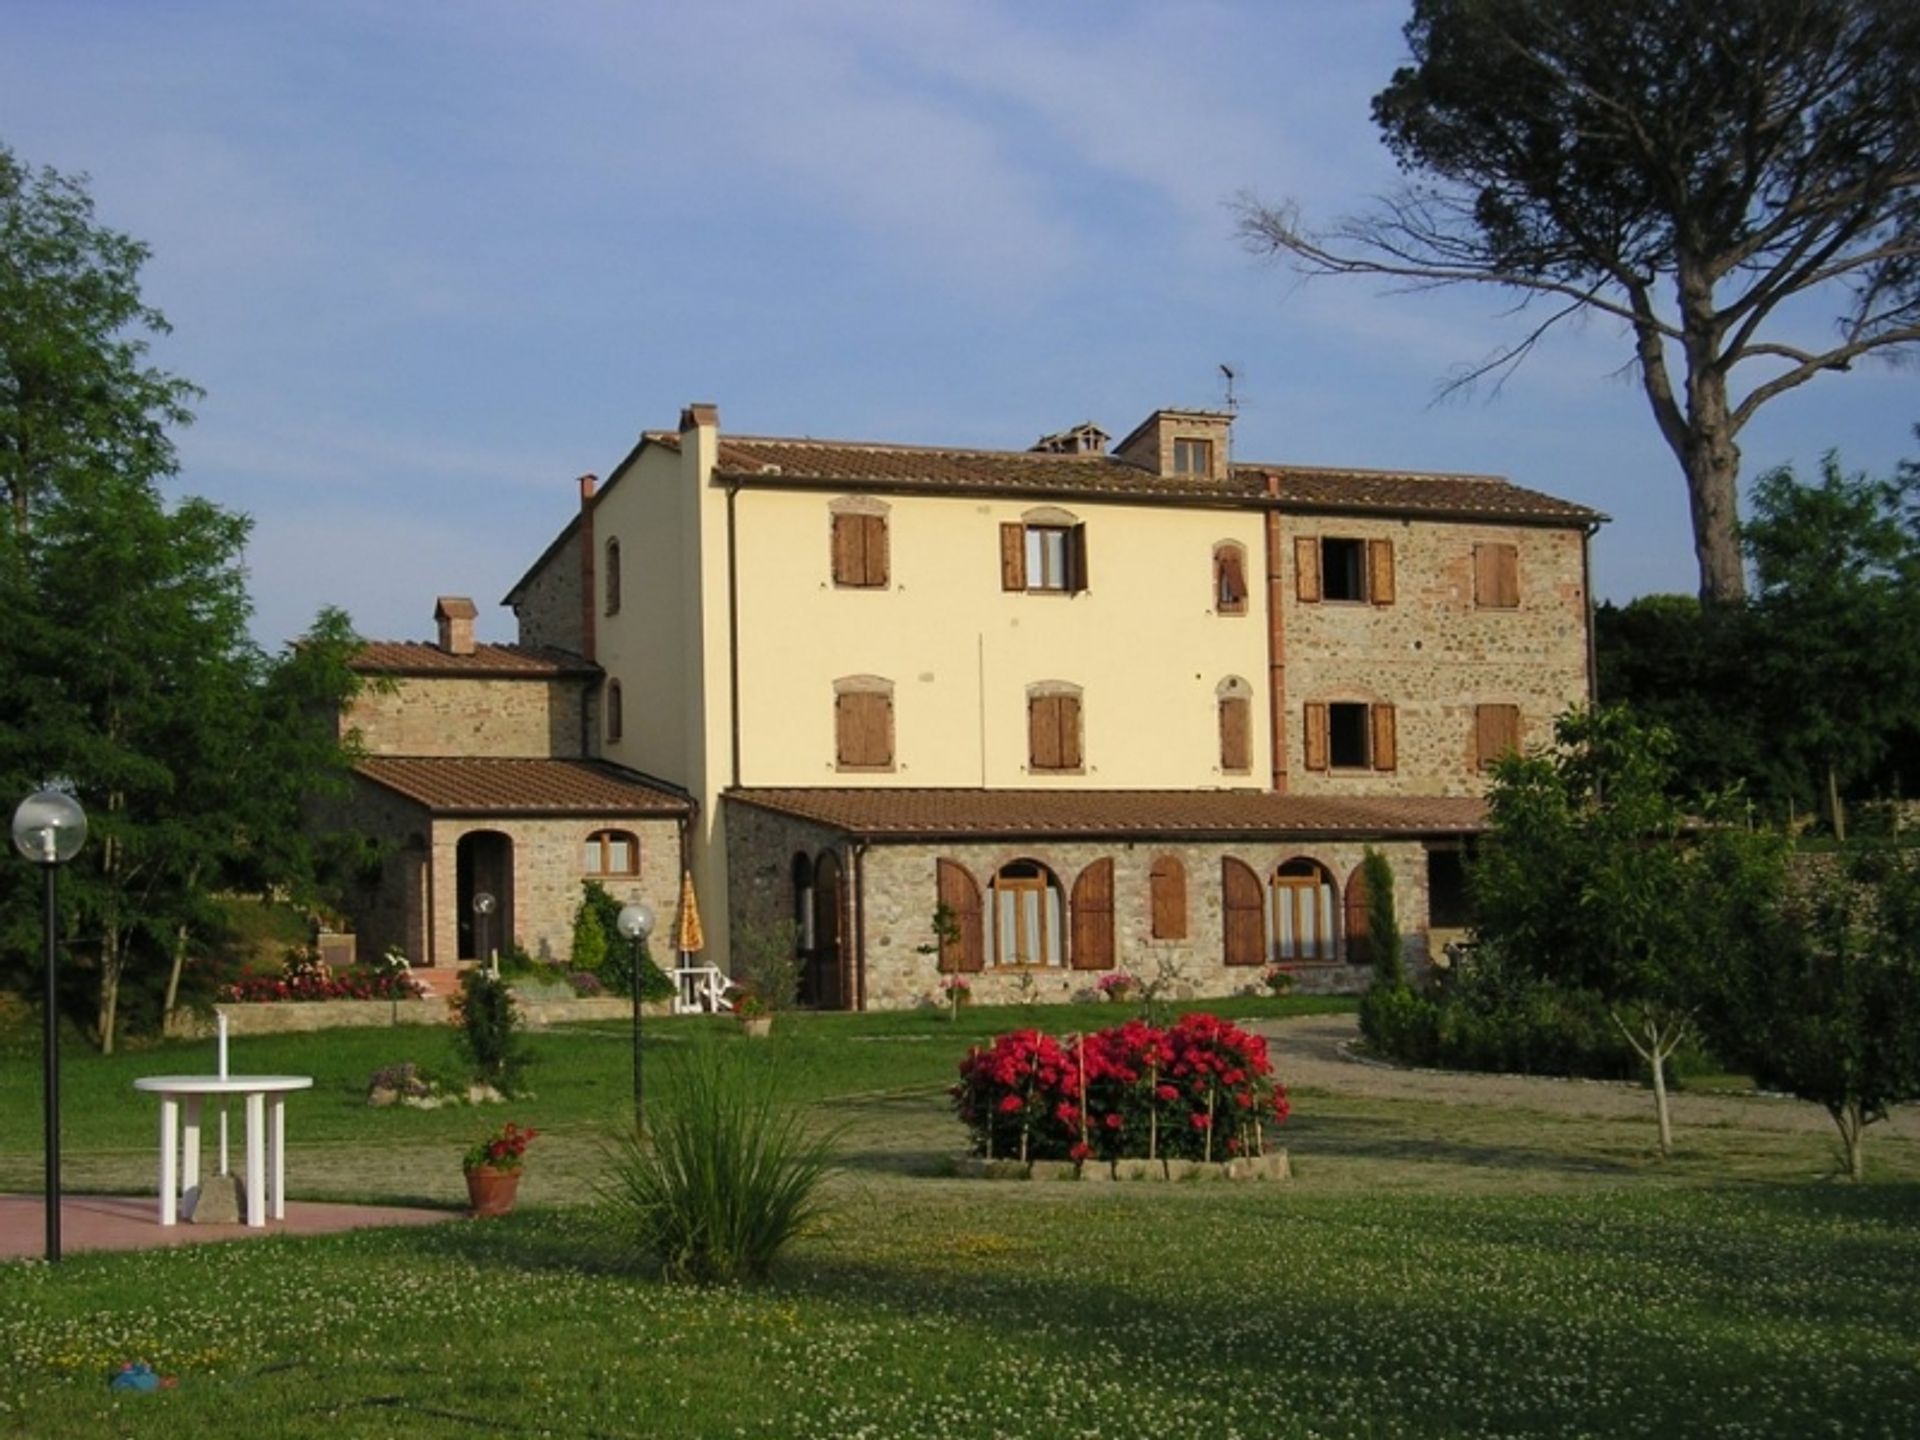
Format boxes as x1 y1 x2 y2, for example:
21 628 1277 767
952 1013 1289 1166
218 969 425 1004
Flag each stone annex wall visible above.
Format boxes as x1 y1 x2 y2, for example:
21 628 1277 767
1282 517 1589 797
725 798 1430 1012
513 536 585 655
426 814 681 968
345 674 587 759
338 778 431 965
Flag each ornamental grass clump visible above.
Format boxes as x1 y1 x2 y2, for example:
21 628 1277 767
952 1014 1289 1166
601 1046 840 1284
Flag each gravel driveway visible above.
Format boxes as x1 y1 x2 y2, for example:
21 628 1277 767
1248 1012 1916 1142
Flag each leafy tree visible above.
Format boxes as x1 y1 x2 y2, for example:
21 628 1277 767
1742 452 1920 840
1239 0 1920 605
1704 846 1920 1180
0 147 364 1048
1472 705 1790 1154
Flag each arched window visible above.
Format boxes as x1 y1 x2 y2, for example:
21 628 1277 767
1272 858 1338 962
604 538 622 615
606 680 624 743
1344 861 1373 966
1069 858 1115 971
935 858 984 973
582 829 639 876
988 859 1064 967
1213 542 1249 615
1217 677 1252 774
791 853 816 954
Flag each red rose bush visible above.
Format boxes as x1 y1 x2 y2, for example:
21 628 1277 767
952 1013 1289 1166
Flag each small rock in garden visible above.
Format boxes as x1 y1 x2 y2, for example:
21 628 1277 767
188 1174 243 1224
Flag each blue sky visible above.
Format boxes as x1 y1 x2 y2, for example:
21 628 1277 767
4 0 1914 648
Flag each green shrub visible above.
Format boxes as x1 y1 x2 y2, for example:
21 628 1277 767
571 897 609 973
1361 847 1404 988
600 1045 839 1283
451 968 530 1093
577 880 674 1002
731 918 801 1013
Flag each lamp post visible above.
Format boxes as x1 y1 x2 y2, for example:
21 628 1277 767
12 788 88 1264
473 891 495 975
616 901 655 1130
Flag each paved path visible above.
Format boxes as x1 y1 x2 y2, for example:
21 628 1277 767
1248 1012 1917 1141
0 1193 457 1262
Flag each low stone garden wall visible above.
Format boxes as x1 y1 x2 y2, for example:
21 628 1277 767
955 1152 1290 1183
164 994 656 1039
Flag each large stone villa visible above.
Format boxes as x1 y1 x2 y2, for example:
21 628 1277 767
334 402 1603 1008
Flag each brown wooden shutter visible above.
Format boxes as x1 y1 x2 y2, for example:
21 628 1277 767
1149 856 1187 940
1475 703 1520 770
1029 694 1061 770
836 691 891 767
1475 543 1519 608
1344 864 1371 965
936 859 983 973
1000 523 1026 591
1222 857 1265 967
1070 858 1115 970
1220 695 1251 772
1370 703 1397 772
1294 536 1322 602
1058 693 1083 769
862 514 889 587
1303 701 1329 772
831 514 861 586
1368 539 1396 605
1069 522 1090 593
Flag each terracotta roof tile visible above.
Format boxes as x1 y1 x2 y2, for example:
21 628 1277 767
727 787 1485 840
348 643 599 678
356 758 692 816
708 435 1601 525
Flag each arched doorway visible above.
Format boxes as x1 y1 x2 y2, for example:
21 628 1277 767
456 830 515 963
809 850 844 1010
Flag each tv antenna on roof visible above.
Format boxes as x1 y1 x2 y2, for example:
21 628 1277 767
1219 363 1239 416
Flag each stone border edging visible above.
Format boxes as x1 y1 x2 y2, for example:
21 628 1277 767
954 1151 1290 1183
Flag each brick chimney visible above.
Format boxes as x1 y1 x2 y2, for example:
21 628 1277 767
434 596 478 656
577 473 598 663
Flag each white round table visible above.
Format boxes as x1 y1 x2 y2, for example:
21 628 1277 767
133 1075 314 1227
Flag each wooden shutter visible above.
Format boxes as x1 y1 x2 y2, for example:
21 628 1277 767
1368 539 1395 605
1149 856 1187 940
1058 693 1083 769
1220 695 1251 772
1000 523 1026 590
1344 864 1371 965
831 514 862 586
936 859 983 973
861 514 889 587
1475 543 1518 608
1029 694 1062 770
1222 857 1265 967
1068 522 1090 593
1302 701 1329 772
836 691 891 767
1475 703 1520 770
1070 858 1115 970
1370 703 1397 772
1294 536 1322 602
1216 547 1247 613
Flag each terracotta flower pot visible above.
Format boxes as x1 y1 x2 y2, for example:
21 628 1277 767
740 1014 774 1039
464 1165 521 1218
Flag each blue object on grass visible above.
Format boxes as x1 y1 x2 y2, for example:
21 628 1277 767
109 1362 161 1392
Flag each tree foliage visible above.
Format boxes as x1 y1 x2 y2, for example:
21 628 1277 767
1472 705 1791 1154
1239 0 1920 604
0 144 364 1049
1703 847 1920 1179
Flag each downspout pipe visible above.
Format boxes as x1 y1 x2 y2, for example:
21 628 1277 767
851 840 869 1012
1582 522 1601 709
726 482 743 789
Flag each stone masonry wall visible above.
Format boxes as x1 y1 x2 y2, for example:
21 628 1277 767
512 540 585 655
336 777 431 967
345 675 586 759
724 798 1431 1012
1282 517 1588 797
426 814 681 969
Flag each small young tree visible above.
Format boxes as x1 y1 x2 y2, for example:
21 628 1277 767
1360 847 1404 989
1473 705 1789 1155
1705 847 1920 1180
731 917 801 1014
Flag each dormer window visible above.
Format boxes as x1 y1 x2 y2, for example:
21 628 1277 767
1173 437 1213 477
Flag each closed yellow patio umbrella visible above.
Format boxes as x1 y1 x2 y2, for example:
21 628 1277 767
674 870 705 956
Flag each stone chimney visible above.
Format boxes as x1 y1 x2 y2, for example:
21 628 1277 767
577 473 598 663
434 596 478 656
1030 422 1109 456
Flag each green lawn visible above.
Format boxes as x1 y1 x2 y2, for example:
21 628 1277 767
3 997 1918 1438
